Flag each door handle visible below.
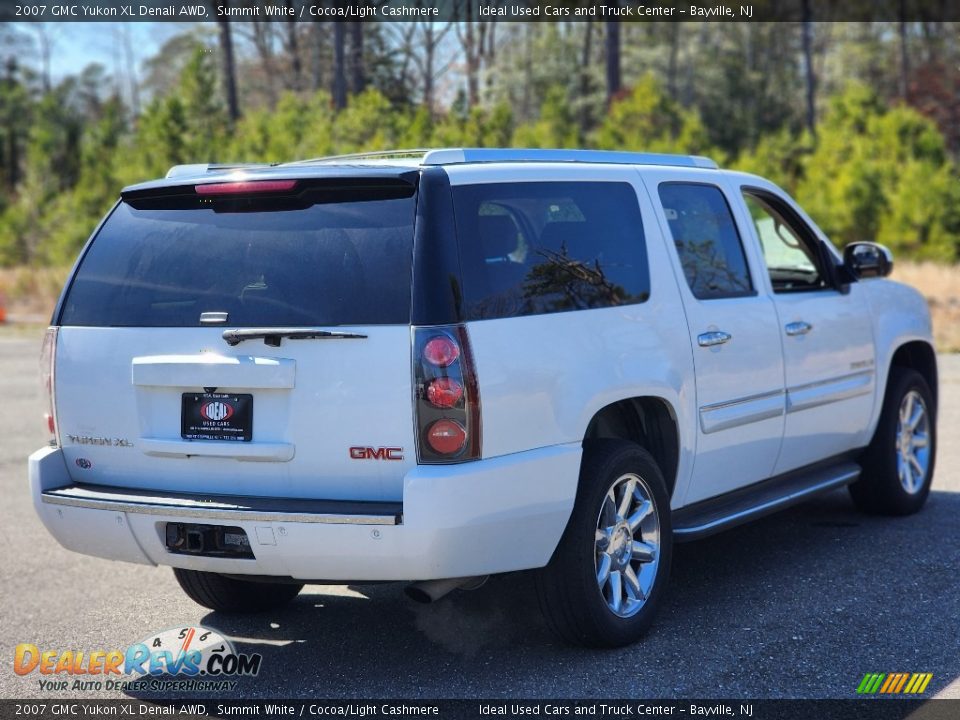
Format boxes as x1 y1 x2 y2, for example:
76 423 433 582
698 331 732 347
785 321 813 336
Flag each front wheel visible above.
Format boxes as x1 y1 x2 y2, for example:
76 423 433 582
850 368 936 516
174 568 304 613
536 440 672 647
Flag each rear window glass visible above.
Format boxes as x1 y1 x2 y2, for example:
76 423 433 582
452 182 649 320
60 184 416 327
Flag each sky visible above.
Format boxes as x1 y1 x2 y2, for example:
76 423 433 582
11 22 190 82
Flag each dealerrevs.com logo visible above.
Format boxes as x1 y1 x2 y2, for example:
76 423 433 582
14 626 262 693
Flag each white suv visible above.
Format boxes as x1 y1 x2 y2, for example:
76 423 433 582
29 149 937 647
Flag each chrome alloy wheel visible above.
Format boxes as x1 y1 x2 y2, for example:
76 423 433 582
897 390 931 495
594 473 660 618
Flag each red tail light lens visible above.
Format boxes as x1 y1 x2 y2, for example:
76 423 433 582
40 326 59 446
423 336 460 367
426 378 463 408
414 325 481 463
426 420 467 455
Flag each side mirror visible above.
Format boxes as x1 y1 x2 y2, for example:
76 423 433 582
843 242 893 279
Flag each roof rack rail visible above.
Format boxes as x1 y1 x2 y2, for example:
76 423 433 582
422 148 719 169
289 148 718 170
165 162 274 179
290 149 433 166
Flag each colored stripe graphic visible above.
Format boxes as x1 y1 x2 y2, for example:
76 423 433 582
894 673 909 693
857 673 932 694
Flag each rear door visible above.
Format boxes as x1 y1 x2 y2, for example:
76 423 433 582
53 174 418 502
643 171 786 504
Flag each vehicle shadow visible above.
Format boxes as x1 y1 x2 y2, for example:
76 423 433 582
124 488 960 699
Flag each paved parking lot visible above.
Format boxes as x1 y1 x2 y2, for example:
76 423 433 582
1 335 957 700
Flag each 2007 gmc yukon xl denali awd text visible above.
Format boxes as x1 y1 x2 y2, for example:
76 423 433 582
29 148 937 647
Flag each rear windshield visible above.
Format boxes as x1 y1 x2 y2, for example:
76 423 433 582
60 182 416 327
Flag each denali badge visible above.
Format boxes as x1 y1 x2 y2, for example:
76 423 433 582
349 446 404 461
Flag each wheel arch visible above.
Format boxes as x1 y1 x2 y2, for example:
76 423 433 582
888 340 938 413
582 397 681 500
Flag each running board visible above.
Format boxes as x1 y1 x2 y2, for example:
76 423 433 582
672 460 860 542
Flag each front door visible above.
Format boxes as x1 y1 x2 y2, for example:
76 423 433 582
735 187 877 475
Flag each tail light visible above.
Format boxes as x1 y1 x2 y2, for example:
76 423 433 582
40 326 59 447
414 325 481 463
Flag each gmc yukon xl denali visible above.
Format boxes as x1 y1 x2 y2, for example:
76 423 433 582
29 149 937 647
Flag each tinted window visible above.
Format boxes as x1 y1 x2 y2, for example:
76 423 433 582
60 186 416 327
452 182 649 320
743 192 829 293
658 183 753 300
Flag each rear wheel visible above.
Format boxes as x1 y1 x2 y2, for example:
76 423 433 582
850 368 936 516
536 440 672 647
173 568 303 613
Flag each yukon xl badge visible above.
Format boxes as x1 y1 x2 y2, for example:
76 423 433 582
349 446 404 461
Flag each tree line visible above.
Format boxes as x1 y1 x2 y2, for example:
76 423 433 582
1 19 960 266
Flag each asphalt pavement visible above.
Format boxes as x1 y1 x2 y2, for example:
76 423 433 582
1 335 957 700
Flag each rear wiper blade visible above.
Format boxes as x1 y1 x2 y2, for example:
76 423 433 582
222 328 368 347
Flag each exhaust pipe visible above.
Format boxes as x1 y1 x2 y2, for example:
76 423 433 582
404 576 487 604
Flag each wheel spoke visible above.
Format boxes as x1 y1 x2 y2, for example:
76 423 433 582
632 540 656 563
617 478 636 518
596 553 612 586
912 433 929 449
627 500 653 532
623 565 644 600
601 495 616 527
908 403 924 431
595 528 610 552
609 571 623 613
900 393 914 426
909 454 924 481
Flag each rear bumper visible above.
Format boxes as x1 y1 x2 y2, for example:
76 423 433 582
29 444 581 581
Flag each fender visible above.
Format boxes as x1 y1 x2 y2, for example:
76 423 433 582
861 278 936 438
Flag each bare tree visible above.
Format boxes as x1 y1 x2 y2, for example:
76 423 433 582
385 18 455 113
898 1 911 99
29 25 54 93
284 0 303 91
333 19 347 109
241 19 279 106
605 17 621 102
801 0 816 137
349 21 365 94
454 3 495 109
578 21 594 138
119 26 141 117
217 4 240 121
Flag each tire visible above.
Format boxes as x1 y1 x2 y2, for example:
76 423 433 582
173 568 304 613
850 368 936 516
536 440 673 648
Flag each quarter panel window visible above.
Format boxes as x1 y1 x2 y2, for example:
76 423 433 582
452 182 650 320
658 183 754 300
